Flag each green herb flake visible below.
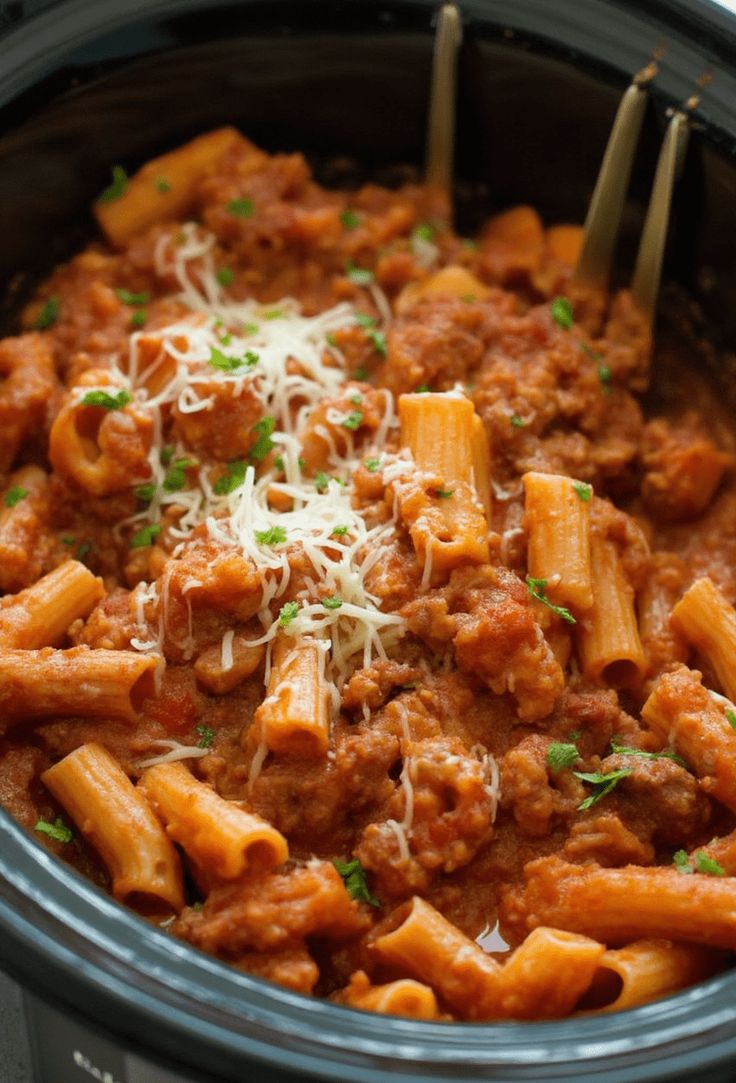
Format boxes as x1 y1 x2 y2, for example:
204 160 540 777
155 176 171 193
546 742 580 773
462 238 479 251
341 410 363 432
353 366 368 381
695 851 726 876
326 332 338 348
213 460 247 496
322 596 343 610
264 309 283 320
209 346 243 372
243 322 260 336
573 481 592 502
216 266 235 287
219 333 232 346
227 197 254 218
195 724 215 749
134 482 156 503
314 471 331 492
192 901 204 911
609 738 685 767
279 601 300 628
331 526 349 539
130 309 147 329
250 416 276 461
33 296 60 330
526 576 576 625
159 446 174 466
76 541 92 562
350 393 363 406
368 329 387 357
355 313 377 329
673 849 693 875
116 288 151 306
364 458 380 473
550 296 574 330
340 209 361 230
726 710 736 730
432 488 454 500
61 535 76 546
580 341 604 362
333 857 379 907
98 164 128 204
510 414 526 428
412 223 434 243
416 384 431 393
255 525 287 546
4 486 28 508
163 458 194 493
598 364 613 393
81 389 133 411
34 817 73 844
130 523 162 549
346 261 374 287
574 767 633 810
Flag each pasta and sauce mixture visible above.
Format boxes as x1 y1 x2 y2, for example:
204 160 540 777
2 127 736 1021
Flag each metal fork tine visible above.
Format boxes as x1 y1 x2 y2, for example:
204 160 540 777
630 109 691 322
425 1 462 194
574 66 657 292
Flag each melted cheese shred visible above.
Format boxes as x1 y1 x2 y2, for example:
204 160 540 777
123 222 405 713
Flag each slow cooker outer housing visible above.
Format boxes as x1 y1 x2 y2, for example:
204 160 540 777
2 1 736 1080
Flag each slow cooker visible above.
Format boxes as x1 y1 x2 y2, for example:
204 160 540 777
3 1 736 1080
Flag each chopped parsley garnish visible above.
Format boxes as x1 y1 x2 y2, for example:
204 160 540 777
333 858 379 907
340 209 361 230
364 458 380 473
353 366 368 381
250 416 276 461
216 266 235 286
322 596 343 610
574 768 633 810
547 742 580 773
4 486 28 508
355 313 376 329
598 364 613 392
154 176 171 193
412 222 434 242
255 525 287 546
130 523 162 549
135 482 156 503
609 738 685 767
195 723 215 749
331 525 349 536
325 332 338 348
81 389 133 410
510 414 526 428
214 460 247 495
580 341 604 362
416 384 431 393
209 346 259 372
279 601 299 628
264 309 283 320
76 541 92 562
98 165 128 204
526 576 576 624
220 333 232 346
243 322 260 335
368 329 387 357
550 296 574 330
160 446 174 466
346 261 374 287
115 288 150 306
34 817 73 843
674 849 726 876
226 197 254 218
61 535 75 546
432 488 454 500
163 458 193 493
314 471 331 491
341 410 363 431
274 455 285 472
727 710 736 730
33 296 59 330
130 309 147 329
350 393 363 405
462 238 479 251
573 481 592 502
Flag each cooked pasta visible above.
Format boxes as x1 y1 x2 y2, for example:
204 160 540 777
1 128 735 1021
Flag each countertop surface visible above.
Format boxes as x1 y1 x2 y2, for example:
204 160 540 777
0 971 32 1083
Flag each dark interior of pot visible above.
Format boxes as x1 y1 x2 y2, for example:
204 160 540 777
3 3 736 1081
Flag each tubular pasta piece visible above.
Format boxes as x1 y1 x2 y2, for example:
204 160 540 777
42 742 184 916
0 560 104 649
336 971 440 1019
372 896 501 1020
671 576 736 701
522 472 593 611
578 939 724 1013
494 926 605 1020
641 664 736 813
470 413 492 521
0 646 158 724
520 856 736 950
94 127 249 247
253 634 330 758
576 533 645 686
140 760 288 880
